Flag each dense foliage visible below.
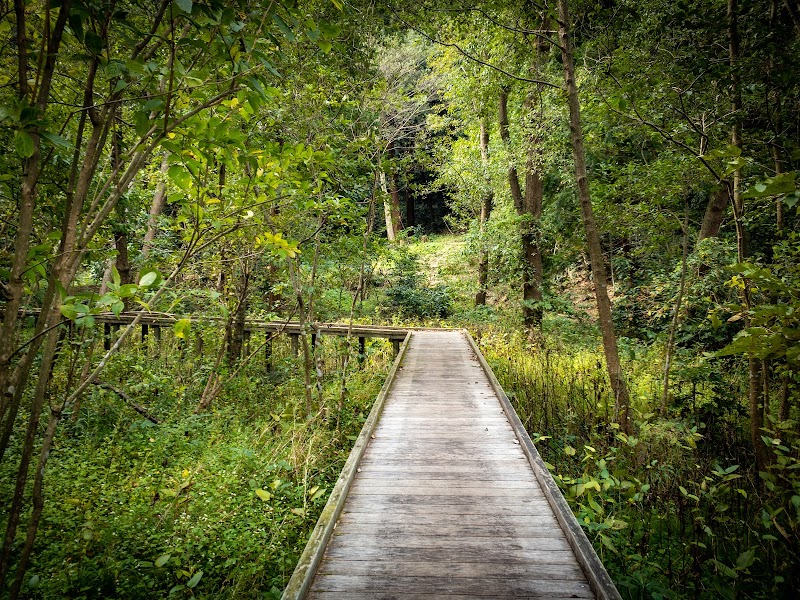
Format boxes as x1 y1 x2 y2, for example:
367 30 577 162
1 0 799 598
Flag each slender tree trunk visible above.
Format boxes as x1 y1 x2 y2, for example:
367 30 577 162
389 171 403 234
499 90 542 329
662 200 690 413
0 0 71 414
726 0 769 469
405 185 415 229
476 118 494 306
142 154 170 257
227 271 249 364
9 405 63 599
558 0 631 433
339 177 379 427
0 308 61 588
778 373 790 421
498 89 524 211
380 171 397 242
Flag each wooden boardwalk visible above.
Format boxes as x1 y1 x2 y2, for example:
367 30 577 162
284 330 620 600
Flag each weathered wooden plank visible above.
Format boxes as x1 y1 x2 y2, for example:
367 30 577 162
341 501 555 517
321 545 583 566
361 451 527 460
309 593 592 600
355 461 530 472
353 469 536 480
348 485 545 498
310 574 594 597
316 559 585 579
351 478 539 488
327 533 572 552
330 522 562 538
335 512 559 528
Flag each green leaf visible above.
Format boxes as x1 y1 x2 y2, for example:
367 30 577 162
84 31 103 54
290 507 305 517
139 271 158 287
174 0 192 14
40 131 71 150
60 304 79 320
255 488 271 501
599 534 618 554
155 554 171 568
112 266 121 287
111 301 125 317
186 571 203 589
118 284 138 298
15 130 34 158
272 14 295 41
174 318 191 339
167 165 192 191
736 549 755 570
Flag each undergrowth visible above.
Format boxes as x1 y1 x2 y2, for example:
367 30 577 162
0 334 390 599
477 326 800 599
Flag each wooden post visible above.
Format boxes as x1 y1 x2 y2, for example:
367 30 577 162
392 339 400 357
104 323 111 350
265 333 273 372
141 323 149 342
243 330 251 356
311 333 317 352
153 325 161 341
358 337 366 365
290 333 299 356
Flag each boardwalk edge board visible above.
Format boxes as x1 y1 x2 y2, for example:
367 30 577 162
281 331 412 600
464 330 623 600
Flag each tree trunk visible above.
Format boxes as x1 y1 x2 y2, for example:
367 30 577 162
498 89 524 212
226 271 249 365
697 186 729 244
476 118 494 306
389 171 404 234
727 0 769 470
499 90 543 329
405 185 415 229
380 171 397 242
558 0 631 433
522 167 544 328
142 154 170 258
662 200 690 413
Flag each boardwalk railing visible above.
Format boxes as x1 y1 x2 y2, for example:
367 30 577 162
6 308 411 356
